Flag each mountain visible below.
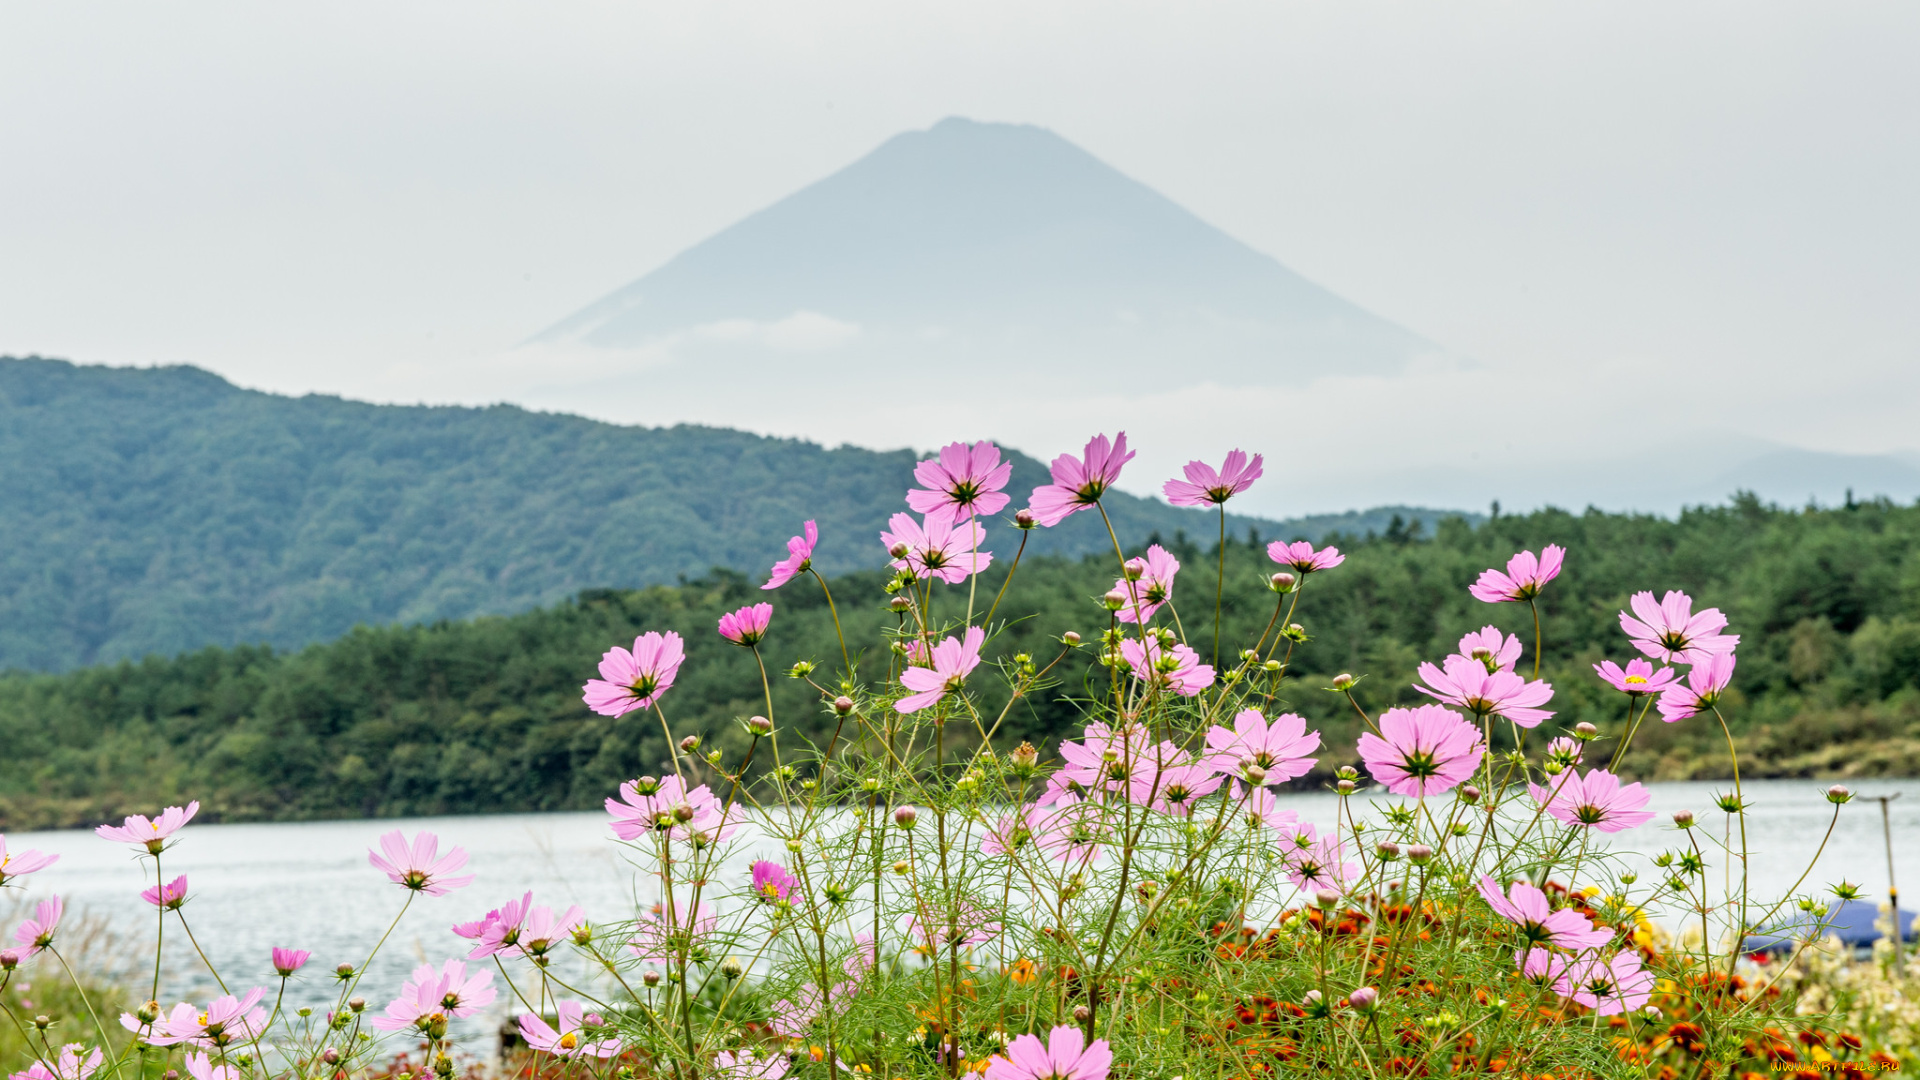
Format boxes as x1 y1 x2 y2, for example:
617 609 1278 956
533 117 1444 388
0 357 1469 672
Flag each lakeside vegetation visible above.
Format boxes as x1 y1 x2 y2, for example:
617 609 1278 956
2 493 1917 829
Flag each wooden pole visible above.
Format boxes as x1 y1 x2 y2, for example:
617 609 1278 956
1877 794 1902 974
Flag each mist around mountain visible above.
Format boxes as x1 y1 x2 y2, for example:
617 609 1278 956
0 357 1468 672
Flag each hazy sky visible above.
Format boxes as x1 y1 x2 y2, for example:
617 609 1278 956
2 2 1916 517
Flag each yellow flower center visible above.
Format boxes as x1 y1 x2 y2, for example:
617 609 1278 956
1624 675 1647 685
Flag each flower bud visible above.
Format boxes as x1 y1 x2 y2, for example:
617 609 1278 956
1283 623 1307 641
706 749 723 766
1348 986 1378 1012
892 860 912 876
888 542 910 559
860 777 882 792
642 970 661 987
786 839 803 853
894 806 919 828
1015 508 1037 529
321 1049 340 1066
1314 888 1341 910
1574 722 1598 740
163 1072 179 1080
720 958 744 979
748 715 774 736
1336 779 1355 795
1469 646 1494 662
1643 1005 1662 1019
1376 842 1401 862
335 963 356 979
1269 572 1297 594
33 1015 51 1030
679 735 700 753
1460 785 1480 805
1335 766 1359 781
0 953 16 972
672 802 695 822
1330 673 1355 691
136 1000 161 1023
1102 590 1127 611
1010 742 1040 773
834 696 855 715
1407 844 1433 865
1672 809 1695 828
348 997 366 1013
1262 659 1282 672
889 596 912 613
1543 760 1564 776
572 922 594 946
1827 785 1854 805
1072 1005 1092 1023
1062 631 1082 646
1243 762 1268 785
1123 558 1147 581
1304 990 1323 1006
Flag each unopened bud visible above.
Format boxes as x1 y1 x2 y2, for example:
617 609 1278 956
1827 785 1854 805
1470 646 1493 662
321 1049 340 1066
1072 1005 1092 1023
335 963 356 979
1573 722 1598 740
679 735 700 753
1460 785 1480 805
888 542 910 559
706 749 723 766
642 970 661 987
892 860 912 876
1283 623 1307 641
1269 572 1297 593
1672 810 1696 828
1015 509 1037 529
1336 779 1355 795
1376 842 1401 861
1315 888 1341 910
1348 986 1378 1012
1123 558 1147 581
1062 631 1082 646
1407 844 1433 865
748 715 774 736
889 596 912 613
572 922 594 946
33 1015 51 1030
720 958 743 979
1243 762 1268 785
1304 990 1323 1006
894 806 918 828
672 802 695 822
348 997 366 1013
1010 742 1040 772
1102 590 1127 611
136 1000 161 1023
1330 673 1355 691
834 696 855 715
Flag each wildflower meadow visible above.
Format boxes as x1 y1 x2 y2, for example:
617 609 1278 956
1 433 1905 1080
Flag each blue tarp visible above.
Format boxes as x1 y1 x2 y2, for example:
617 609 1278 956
1743 899 1916 953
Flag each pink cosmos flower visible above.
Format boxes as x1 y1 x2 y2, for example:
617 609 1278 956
454 890 533 958
1543 737 1583 771
1129 762 1224 817
1233 784 1300 833
718 603 772 647
12 897 62 956
129 989 268 1048
1026 433 1135 528
1618 590 1740 665
627 901 717 966
1030 796 1108 866
606 776 739 845
714 1049 790 1080
1053 721 1180 799
907 900 1003 953
1204 709 1320 784
582 631 686 717
1357 704 1485 797
11 1044 102 1080
897 626 986 713
515 905 586 960
1266 540 1343 574
1119 636 1215 697
881 512 992 584
141 875 189 910
981 805 1042 857
1469 545 1565 603
1163 449 1264 507
1414 654 1555 728
986 1025 1113 1080
182 1053 238 1080
1593 657 1679 697
1281 827 1356 893
271 948 310 977
762 520 819 590
372 960 496 1031
1559 950 1655 1015
1529 768 1655 833
1111 544 1179 624
751 861 797 903
907 440 1014 523
1656 652 1737 723
94 802 200 854
0 837 58 888
1477 877 1611 952
519 1001 618 1058
1456 626 1522 673
1517 946 1570 988
368 831 472 895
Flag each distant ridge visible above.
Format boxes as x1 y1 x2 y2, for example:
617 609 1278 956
536 117 1443 386
0 357 1473 671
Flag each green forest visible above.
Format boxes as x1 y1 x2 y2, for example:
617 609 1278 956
0 356 1458 671
4 494 1919 830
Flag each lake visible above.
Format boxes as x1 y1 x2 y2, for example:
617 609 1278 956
5 779 1915 1048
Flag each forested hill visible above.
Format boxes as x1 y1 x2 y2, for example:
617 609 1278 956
2 496 1918 829
0 357 1462 672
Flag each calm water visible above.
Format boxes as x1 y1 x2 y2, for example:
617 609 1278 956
5 780 1915 1043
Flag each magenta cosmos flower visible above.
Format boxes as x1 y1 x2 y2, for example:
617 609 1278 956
986 1025 1113 1080
0 836 58 887
454 890 533 958
1518 946 1569 988
882 512 992 584
12 1044 102 1080
95 802 200 854
1477 877 1611 952
1617 590 1739 665
714 1050 790 1080
1530 768 1655 833
1280 826 1356 893
751 860 798 903
1267 540 1343 574
1544 736 1583 771
1456 625 1522 673
1234 784 1301 833
368 830 472 895
141 874 189 911
897 626 985 713
1559 950 1654 1015
1656 652 1736 723
1111 544 1178 624
1163 449 1263 507
12 897 62 956
271 947 310 977
1469 545 1565 603
762 520 818 590
128 989 268 1048
1357 704 1485 797
183 1053 238 1080
519 1001 618 1058
1128 761 1224 816
606 775 738 845
1204 709 1320 784
1054 723 1186 800
372 959 496 1031
1119 635 1214 697
1592 656 1679 698
582 630 685 717
1415 655 1554 728
514 904 585 960
1027 433 1135 528
718 602 772 647
907 440 1014 523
